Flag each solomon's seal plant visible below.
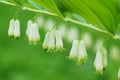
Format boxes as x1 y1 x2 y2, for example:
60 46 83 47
0 0 120 80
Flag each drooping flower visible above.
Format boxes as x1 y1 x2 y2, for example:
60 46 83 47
14 19 20 39
94 50 103 74
94 47 108 74
101 47 108 70
42 29 65 52
27 22 40 45
8 19 20 38
26 20 33 37
42 32 50 50
8 19 14 37
55 30 64 51
47 30 55 51
77 40 88 64
118 68 120 80
33 23 40 43
28 23 33 44
69 39 79 60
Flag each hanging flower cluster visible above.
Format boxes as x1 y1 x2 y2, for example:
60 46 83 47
8 19 20 39
42 30 64 52
26 20 40 45
8 18 64 52
94 47 108 74
69 39 88 65
7 16 120 79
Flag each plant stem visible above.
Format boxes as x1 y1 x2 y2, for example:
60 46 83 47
0 1 119 40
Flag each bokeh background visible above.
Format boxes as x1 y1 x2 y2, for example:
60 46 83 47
0 3 120 80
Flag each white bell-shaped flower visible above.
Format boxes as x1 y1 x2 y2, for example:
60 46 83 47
8 19 14 37
94 50 103 74
77 40 88 64
101 47 108 70
55 30 64 51
118 68 120 80
42 32 50 50
69 39 79 60
14 19 20 39
33 23 40 44
82 32 92 48
47 30 55 51
8 19 20 38
26 20 33 37
28 23 33 43
28 23 40 45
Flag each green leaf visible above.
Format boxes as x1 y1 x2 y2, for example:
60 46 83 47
9 0 24 7
32 0 63 17
57 0 118 34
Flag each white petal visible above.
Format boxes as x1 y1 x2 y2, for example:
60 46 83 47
32 23 40 45
28 23 34 44
77 40 88 64
14 19 20 38
42 32 50 50
94 50 103 74
101 47 108 69
26 20 33 37
8 19 15 37
48 30 55 51
69 39 79 60
58 23 67 38
55 30 64 51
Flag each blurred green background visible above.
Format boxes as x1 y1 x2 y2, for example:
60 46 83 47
0 3 120 80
